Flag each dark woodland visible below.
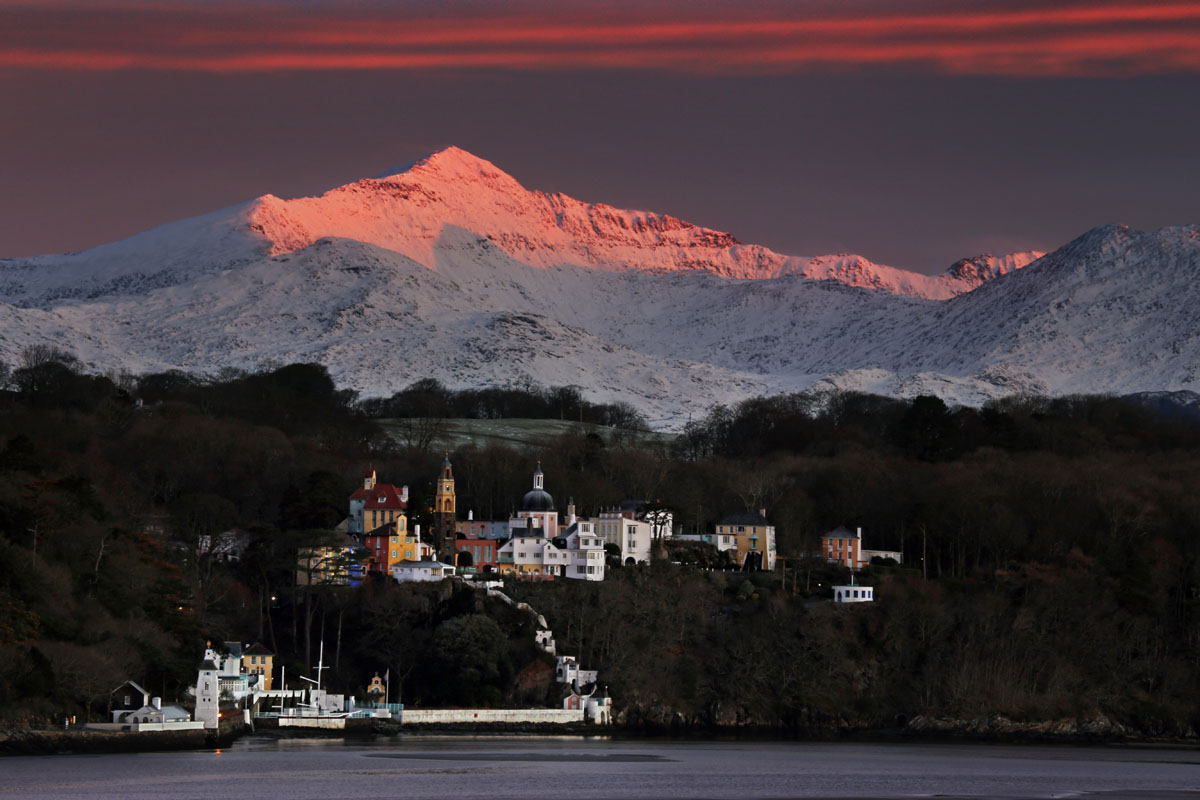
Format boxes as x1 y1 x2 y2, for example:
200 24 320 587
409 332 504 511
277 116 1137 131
1 350 1198 736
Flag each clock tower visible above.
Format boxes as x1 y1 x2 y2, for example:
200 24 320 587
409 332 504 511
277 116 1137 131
433 454 458 562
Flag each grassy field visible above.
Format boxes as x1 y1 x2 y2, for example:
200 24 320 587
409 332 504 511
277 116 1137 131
377 417 676 451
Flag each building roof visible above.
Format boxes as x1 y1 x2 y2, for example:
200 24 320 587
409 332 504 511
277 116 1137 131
133 703 191 719
719 511 770 526
393 560 453 569
824 526 860 540
244 642 273 656
363 483 408 510
521 489 555 512
200 659 220 671
113 679 149 698
365 520 402 538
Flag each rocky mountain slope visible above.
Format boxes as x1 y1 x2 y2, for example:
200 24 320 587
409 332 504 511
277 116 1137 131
0 147 1194 427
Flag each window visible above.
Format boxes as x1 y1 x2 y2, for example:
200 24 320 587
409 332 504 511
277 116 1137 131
391 550 398 558
576 566 585 574
587 566 595 574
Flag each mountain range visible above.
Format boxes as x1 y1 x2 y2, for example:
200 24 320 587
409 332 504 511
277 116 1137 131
1 146 1196 427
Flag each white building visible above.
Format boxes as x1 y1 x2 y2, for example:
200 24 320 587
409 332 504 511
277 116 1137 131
556 655 598 688
593 511 652 565
124 698 192 725
833 584 875 603
563 524 607 580
586 687 613 725
495 466 605 581
391 560 456 582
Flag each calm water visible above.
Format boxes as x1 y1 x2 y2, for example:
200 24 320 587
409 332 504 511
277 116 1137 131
2 735 1199 799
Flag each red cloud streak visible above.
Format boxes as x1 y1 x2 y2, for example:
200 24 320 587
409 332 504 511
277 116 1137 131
2 1 1199 77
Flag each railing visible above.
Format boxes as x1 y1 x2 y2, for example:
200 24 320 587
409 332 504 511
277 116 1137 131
358 702 405 714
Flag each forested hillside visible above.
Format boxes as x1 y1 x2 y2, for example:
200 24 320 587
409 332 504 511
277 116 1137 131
1 349 1198 735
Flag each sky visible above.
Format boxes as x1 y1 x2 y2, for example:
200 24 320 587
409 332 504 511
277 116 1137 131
1 0 1198 272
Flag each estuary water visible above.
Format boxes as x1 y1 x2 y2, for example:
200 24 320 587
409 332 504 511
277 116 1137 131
2 735 1198 799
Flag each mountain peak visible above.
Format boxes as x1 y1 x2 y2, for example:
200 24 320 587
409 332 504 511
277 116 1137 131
377 146 513 184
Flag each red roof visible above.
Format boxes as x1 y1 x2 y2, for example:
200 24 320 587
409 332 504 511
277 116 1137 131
349 487 371 500
364 483 407 510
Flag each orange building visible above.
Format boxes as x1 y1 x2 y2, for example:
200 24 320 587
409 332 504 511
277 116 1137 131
822 526 862 569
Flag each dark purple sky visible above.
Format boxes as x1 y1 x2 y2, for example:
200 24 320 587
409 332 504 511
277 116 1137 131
1 1 1198 272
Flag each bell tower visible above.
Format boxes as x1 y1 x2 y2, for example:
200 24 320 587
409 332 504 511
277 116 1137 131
434 454 457 562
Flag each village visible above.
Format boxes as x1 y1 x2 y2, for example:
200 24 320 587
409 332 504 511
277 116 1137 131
303 458 899 590
87 457 902 736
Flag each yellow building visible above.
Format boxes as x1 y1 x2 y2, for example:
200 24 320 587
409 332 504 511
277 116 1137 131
716 511 777 571
243 643 274 691
365 519 431 573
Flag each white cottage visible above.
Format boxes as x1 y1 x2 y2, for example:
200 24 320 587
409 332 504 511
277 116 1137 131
833 584 874 603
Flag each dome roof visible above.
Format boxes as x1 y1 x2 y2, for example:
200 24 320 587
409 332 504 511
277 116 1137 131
521 488 556 512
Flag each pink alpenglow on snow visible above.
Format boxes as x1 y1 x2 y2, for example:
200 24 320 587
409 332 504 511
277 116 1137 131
245 147 1040 300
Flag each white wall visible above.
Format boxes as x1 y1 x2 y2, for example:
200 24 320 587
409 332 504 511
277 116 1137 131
401 708 583 724
279 717 346 729
833 585 874 603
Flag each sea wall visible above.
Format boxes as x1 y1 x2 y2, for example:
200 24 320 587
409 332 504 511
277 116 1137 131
401 708 583 725
0 726 210 756
278 717 346 730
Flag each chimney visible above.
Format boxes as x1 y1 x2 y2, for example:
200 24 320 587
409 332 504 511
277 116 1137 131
152 697 161 709
856 526 862 539
401 486 409 503
759 508 766 519
468 509 474 521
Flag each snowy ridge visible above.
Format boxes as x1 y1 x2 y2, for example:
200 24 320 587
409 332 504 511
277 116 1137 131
243 147 1040 299
0 147 1194 427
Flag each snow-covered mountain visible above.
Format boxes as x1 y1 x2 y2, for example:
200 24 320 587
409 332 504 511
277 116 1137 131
0 147 1194 427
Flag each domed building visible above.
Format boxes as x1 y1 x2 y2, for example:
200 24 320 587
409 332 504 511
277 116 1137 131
498 463 607 581
516 462 558 534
